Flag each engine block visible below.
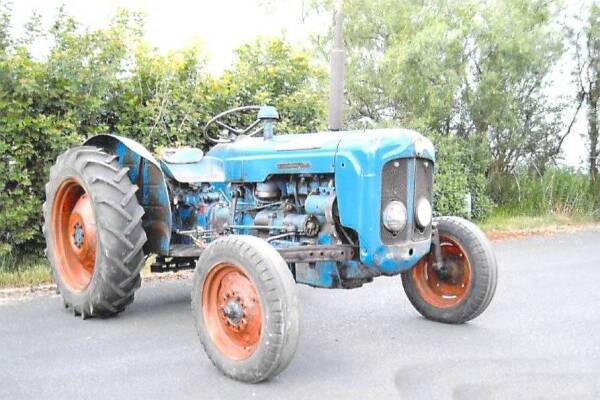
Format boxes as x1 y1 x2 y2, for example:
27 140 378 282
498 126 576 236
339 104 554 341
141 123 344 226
171 174 341 248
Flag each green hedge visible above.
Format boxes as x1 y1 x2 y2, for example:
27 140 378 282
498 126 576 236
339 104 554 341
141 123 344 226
0 10 326 258
429 133 493 220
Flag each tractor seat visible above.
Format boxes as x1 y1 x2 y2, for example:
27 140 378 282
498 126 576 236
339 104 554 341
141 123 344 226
159 147 225 183
160 147 204 164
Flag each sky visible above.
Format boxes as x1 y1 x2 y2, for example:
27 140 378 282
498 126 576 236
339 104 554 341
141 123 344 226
7 0 591 168
9 0 326 73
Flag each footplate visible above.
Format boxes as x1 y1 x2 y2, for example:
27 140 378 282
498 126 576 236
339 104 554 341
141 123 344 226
150 256 197 273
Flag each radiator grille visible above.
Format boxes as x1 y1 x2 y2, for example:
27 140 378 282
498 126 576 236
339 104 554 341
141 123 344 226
380 158 434 244
412 158 434 241
380 158 409 244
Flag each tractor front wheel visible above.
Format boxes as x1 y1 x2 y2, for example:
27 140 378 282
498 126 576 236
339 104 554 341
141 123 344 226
401 216 498 324
191 235 299 383
43 146 146 318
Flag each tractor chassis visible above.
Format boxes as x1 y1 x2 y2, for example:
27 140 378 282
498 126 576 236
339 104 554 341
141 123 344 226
152 243 363 284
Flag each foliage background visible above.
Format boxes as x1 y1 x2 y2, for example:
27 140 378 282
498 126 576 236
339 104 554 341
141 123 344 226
1 1 599 262
0 8 328 258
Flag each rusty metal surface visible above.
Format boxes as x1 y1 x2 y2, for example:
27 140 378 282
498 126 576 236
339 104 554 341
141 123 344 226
277 244 355 263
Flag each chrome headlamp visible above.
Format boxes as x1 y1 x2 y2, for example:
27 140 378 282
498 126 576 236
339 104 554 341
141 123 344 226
382 201 408 233
415 197 432 228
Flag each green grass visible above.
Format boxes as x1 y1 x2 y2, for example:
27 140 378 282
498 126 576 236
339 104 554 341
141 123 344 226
480 209 599 232
482 167 600 233
0 254 52 288
489 168 600 218
0 253 155 288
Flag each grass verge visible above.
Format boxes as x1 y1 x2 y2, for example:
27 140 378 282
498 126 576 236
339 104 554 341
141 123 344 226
0 255 52 288
478 210 600 232
0 254 156 289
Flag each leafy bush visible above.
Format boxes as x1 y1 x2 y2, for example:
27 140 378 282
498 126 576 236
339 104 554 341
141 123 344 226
0 4 495 263
429 133 493 220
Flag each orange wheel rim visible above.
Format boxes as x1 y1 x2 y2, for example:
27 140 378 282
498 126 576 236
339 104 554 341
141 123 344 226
202 262 263 360
51 178 97 291
411 235 472 308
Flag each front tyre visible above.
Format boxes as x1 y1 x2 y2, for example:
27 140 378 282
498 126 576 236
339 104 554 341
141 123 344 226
401 216 498 324
192 235 300 383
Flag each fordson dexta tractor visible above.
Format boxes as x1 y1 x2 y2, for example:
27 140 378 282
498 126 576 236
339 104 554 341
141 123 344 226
43 15 497 384
43 105 498 382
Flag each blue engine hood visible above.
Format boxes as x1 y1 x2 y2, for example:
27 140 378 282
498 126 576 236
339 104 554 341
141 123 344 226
203 128 434 183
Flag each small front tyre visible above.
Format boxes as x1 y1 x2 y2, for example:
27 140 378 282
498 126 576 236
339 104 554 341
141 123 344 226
191 235 300 383
401 216 498 324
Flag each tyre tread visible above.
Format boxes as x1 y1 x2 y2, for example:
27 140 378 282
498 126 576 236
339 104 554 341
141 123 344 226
43 146 147 318
401 216 498 324
191 235 299 383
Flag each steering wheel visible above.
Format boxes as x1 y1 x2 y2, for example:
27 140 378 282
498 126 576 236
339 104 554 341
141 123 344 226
203 105 265 144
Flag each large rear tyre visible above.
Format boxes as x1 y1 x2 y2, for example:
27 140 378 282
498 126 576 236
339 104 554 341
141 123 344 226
191 235 300 383
43 146 146 318
401 216 497 324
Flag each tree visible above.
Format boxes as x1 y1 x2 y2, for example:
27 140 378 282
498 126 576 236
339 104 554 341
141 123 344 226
573 2 600 182
467 0 565 175
217 38 328 137
0 1 9 52
310 0 566 175
311 0 469 132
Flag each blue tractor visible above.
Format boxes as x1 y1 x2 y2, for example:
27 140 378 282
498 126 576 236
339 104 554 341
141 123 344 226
43 104 498 382
43 13 496 383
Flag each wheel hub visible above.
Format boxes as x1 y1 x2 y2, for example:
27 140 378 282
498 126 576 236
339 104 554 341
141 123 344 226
436 257 463 283
72 221 85 248
222 297 245 326
411 236 471 308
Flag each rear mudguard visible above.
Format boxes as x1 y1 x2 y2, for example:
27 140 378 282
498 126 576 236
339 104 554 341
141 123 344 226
84 135 171 255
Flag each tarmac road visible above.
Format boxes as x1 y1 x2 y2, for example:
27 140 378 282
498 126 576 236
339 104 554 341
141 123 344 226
1 229 600 399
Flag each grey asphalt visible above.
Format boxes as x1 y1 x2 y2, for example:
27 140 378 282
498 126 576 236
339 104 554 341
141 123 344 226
1 229 600 399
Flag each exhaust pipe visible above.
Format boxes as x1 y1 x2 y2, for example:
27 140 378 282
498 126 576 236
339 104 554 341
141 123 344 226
328 11 345 131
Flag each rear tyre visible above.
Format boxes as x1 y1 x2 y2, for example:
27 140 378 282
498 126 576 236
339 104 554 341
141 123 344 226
192 235 299 383
43 146 147 318
401 216 498 324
